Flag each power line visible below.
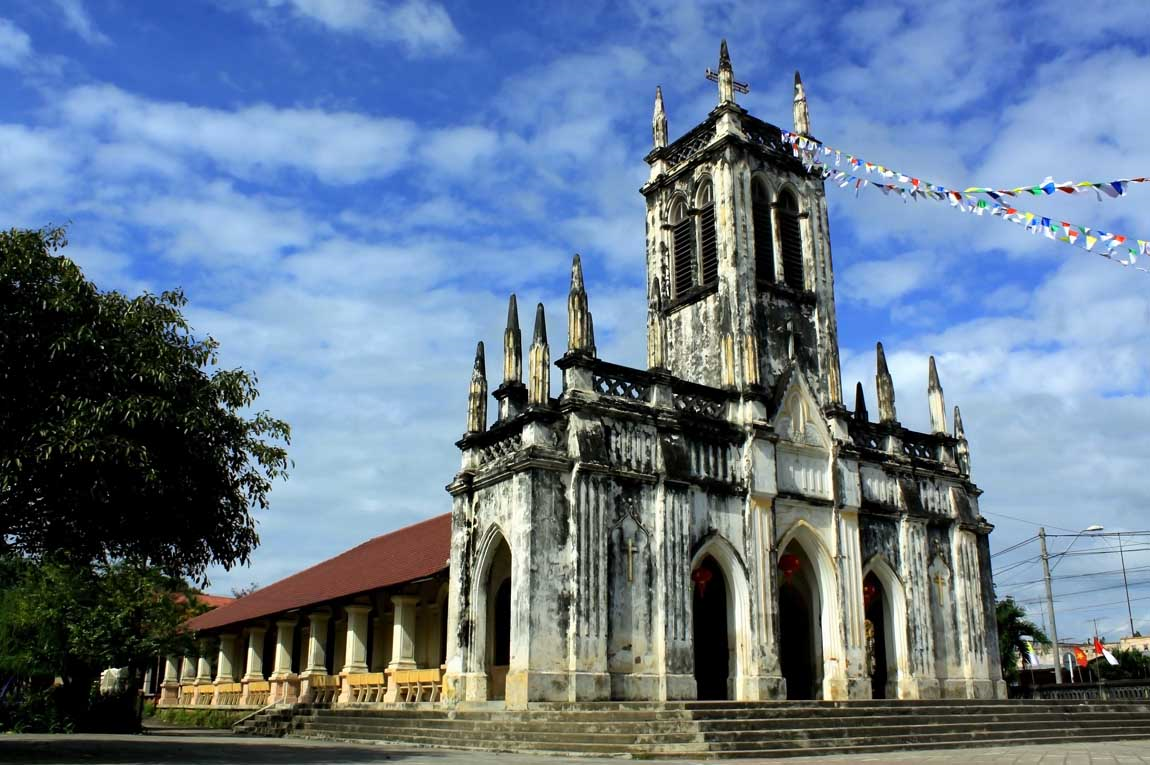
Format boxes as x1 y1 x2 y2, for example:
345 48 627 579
982 511 1077 532
991 535 1037 560
1013 577 1150 606
1057 593 1150 614
996 564 1150 589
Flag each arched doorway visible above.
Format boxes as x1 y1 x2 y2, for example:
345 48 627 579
777 540 822 700
863 572 889 699
483 535 512 700
692 555 730 700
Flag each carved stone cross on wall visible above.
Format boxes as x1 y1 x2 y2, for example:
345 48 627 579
931 572 948 600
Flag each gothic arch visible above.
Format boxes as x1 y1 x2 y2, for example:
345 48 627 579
470 523 512 698
776 185 806 290
750 173 775 283
668 193 695 297
690 534 753 700
861 555 912 699
776 519 843 699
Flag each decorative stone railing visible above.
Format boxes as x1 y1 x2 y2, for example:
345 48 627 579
900 431 937 461
391 667 445 703
245 681 270 706
662 122 716 167
850 423 884 451
478 428 522 465
671 380 728 419
308 674 341 704
346 672 387 703
1023 680 1150 701
593 366 651 402
215 682 242 705
178 684 195 705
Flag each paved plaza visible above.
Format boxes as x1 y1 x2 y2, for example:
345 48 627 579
1 733 1148 764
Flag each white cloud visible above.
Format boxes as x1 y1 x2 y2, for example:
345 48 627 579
48 0 109 45
258 0 461 55
60 85 418 185
0 18 31 68
839 251 939 308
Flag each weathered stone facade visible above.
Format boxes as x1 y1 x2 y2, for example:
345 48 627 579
444 43 1006 707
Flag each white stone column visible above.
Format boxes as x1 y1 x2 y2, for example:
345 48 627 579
215 634 237 682
342 605 371 674
243 626 267 681
196 640 214 683
389 595 419 670
271 618 297 678
163 655 180 683
303 610 330 675
180 654 196 681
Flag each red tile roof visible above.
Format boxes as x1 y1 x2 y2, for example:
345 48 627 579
188 513 451 632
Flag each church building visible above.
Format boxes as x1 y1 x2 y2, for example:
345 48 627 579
172 43 1005 712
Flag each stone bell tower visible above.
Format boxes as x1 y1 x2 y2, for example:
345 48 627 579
642 41 844 413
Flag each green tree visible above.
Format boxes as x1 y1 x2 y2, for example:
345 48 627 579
0 227 290 582
0 556 204 731
996 597 1049 683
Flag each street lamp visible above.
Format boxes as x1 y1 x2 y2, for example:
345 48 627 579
1039 524 1103 684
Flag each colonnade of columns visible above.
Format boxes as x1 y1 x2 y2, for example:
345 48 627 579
159 591 440 707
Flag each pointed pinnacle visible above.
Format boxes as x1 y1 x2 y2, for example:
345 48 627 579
877 342 890 375
928 355 942 390
506 294 519 332
533 302 547 345
954 405 965 438
473 341 486 376
794 70 802 86
854 381 868 422
650 277 663 309
654 86 665 113
719 39 731 70
570 253 585 293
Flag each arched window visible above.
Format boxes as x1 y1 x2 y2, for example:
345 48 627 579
778 190 804 290
697 181 718 287
752 179 774 283
670 198 694 298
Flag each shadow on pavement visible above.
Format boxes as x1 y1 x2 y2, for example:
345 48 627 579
0 734 455 764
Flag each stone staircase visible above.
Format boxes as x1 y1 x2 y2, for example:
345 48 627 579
239 699 1150 759
231 703 298 738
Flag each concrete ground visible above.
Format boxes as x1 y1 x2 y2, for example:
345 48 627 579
0 733 1148 764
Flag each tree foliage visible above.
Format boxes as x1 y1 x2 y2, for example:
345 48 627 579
996 597 1049 684
0 227 290 581
0 556 205 731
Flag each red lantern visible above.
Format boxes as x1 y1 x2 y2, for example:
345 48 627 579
863 580 878 608
778 553 801 584
691 567 713 596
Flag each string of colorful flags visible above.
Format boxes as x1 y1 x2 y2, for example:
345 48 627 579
780 130 1150 272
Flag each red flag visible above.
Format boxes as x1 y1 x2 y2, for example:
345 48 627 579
1074 646 1089 667
1094 637 1106 656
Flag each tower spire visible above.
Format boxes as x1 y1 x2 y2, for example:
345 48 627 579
853 381 868 423
954 405 971 474
466 341 487 434
876 342 897 423
793 70 811 136
652 86 667 149
928 356 947 434
717 39 735 104
528 303 550 406
503 294 521 385
567 254 595 355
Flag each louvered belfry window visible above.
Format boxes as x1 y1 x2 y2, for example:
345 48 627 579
752 180 774 282
671 199 694 298
779 190 804 290
697 182 718 287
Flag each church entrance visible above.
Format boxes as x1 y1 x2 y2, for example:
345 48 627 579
777 540 822 700
691 555 730 700
863 572 889 699
484 535 512 701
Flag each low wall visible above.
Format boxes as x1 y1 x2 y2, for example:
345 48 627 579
1020 680 1150 701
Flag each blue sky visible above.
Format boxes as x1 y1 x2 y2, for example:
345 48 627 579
3 0 1150 645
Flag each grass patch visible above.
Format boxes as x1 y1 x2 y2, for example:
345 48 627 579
154 708 247 729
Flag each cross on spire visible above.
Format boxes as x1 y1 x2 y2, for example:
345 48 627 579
705 39 749 102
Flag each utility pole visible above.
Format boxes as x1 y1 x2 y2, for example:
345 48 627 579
1118 532 1135 637
1039 527 1063 684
